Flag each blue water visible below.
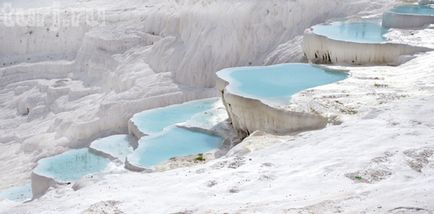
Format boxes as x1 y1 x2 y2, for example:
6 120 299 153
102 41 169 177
0 184 32 202
311 21 388 43
217 63 347 105
90 135 134 161
391 5 434 16
127 127 222 168
33 148 110 182
130 98 219 134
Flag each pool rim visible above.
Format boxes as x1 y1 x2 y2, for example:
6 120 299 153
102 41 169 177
32 148 111 183
126 125 224 170
307 20 390 45
216 62 350 108
387 4 434 17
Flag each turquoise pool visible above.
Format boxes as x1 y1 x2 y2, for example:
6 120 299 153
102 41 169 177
390 4 434 16
217 63 347 105
33 148 110 182
127 99 224 169
311 21 388 43
0 184 32 202
130 98 219 134
127 127 222 168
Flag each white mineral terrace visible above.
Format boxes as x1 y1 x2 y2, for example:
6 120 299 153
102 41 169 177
28 98 234 198
383 4 434 29
216 63 348 137
2 0 434 213
125 98 232 172
303 21 431 65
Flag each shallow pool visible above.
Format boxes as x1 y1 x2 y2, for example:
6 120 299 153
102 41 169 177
33 148 110 182
130 98 219 134
127 127 222 168
390 4 434 16
311 21 388 43
0 184 32 202
217 63 347 105
90 135 134 161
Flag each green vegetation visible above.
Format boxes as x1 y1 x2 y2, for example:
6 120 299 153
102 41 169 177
195 153 205 161
374 83 388 88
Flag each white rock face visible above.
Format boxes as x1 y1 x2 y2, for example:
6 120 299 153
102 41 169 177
0 24 87 67
0 0 383 189
303 28 431 65
141 0 369 88
216 76 327 138
30 171 56 199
